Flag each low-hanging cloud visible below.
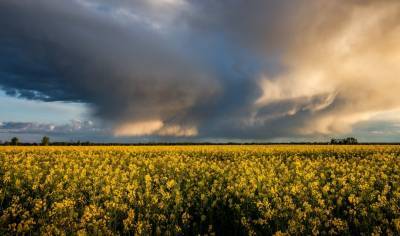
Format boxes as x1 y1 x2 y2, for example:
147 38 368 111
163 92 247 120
1 0 400 139
0 120 98 134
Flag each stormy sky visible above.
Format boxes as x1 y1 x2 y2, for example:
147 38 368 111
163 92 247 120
1 0 400 142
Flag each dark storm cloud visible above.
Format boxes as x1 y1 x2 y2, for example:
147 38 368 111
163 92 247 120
0 0 220 129
1 0 400 139
0 0 267 137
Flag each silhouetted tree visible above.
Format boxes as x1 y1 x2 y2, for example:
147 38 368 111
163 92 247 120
41 136 50 146
11 137 19 146
344 137 358 144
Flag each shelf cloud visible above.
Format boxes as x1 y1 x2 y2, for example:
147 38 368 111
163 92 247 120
1 0 400 139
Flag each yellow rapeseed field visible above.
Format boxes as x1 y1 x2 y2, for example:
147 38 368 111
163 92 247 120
1 145 400 235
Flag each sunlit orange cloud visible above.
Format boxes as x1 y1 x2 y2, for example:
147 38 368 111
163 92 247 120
114 120 164 136
256 0 400 135
114 120 197 137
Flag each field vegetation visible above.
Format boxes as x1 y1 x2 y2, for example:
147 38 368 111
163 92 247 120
1 145 400 235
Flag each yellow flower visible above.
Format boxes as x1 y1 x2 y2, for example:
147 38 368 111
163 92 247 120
166 179 176 189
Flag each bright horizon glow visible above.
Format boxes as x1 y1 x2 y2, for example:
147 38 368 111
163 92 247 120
0 91 88 125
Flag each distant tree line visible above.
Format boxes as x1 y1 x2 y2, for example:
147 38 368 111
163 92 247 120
0 136 394 146
330 137 358 145
2 136 55 146
1 135 117 146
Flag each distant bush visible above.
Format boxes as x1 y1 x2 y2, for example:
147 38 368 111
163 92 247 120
10 137 19 146
41 136 50 146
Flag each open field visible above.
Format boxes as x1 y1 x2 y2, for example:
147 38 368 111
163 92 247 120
1 145 400 235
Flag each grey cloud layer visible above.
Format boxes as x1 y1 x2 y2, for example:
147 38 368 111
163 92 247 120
0 120 98 134
1 0 400 139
